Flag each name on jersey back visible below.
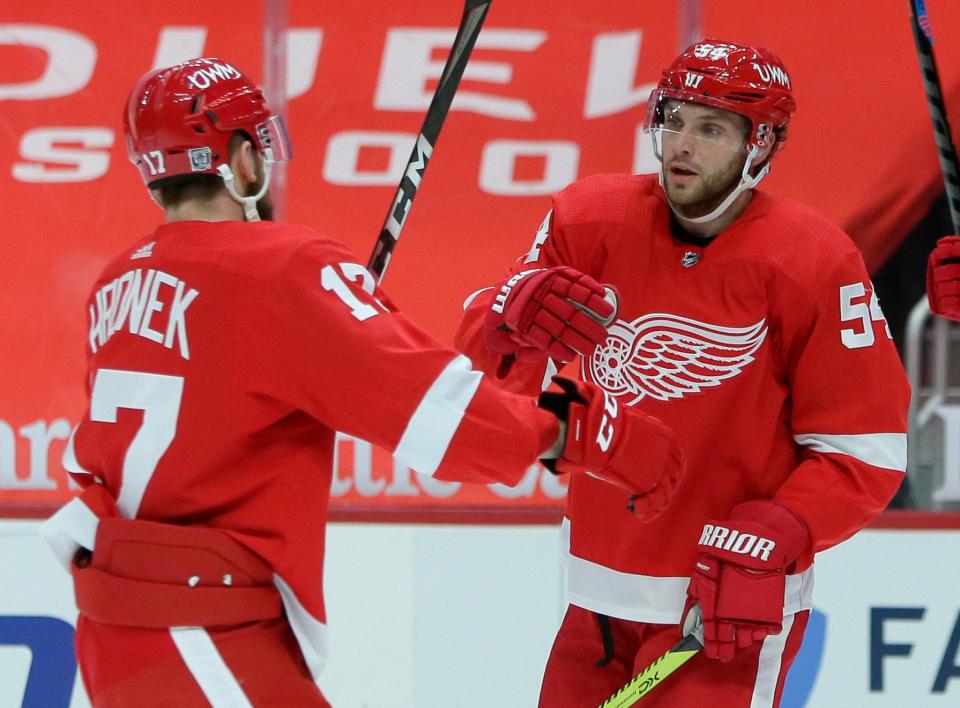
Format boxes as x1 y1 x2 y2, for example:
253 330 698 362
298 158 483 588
88 268 198 360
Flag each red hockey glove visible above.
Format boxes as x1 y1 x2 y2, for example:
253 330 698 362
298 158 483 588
685 500 810 662
537 377 685 521
482 267 617 363
927 235 960 321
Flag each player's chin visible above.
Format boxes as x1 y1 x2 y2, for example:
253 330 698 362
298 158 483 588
665 181 699 204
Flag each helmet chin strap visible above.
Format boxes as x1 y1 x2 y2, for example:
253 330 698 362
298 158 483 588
217 148 275 222
664 143 769 225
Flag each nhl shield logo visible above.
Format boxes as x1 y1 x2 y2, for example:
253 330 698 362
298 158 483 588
681 251 701 268
188 147 213 172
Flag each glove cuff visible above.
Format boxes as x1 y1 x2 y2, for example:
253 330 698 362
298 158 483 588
536 377 589 475
727 500 810 568
536 377 587 419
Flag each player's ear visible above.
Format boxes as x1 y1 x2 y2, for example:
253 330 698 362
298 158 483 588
230 138 259 186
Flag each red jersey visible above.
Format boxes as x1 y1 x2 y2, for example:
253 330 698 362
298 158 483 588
44 219 558 682
456 173 909 623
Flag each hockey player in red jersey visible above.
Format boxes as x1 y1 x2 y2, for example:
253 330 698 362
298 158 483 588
39 58 686 707
455 40 910 707
928 235 960 320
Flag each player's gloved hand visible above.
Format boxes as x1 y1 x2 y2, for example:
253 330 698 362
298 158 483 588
927 235 960 321
537 377 685 520
684 500 810 662
482 267 617 363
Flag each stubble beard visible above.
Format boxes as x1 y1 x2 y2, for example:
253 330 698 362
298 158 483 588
664 154 745 219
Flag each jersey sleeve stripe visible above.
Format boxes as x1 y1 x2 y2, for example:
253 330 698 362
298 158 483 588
793 433 907 472
462 286 494 310
393 354 484 476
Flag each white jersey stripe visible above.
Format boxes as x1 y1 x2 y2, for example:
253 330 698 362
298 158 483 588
274 574 329 684
750 613 795 708
62 426 95 477
461 286 494 310
793 432 907 472
561 519 814 622
169 627 253 708
38 496 100 571
394 354 484 477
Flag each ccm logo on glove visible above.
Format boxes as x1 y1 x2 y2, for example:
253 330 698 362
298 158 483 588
698 524 776 561
537 377 685 521
568 389 618 453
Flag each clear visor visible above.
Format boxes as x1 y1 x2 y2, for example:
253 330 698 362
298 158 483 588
255 115 293 163
643 94 750 160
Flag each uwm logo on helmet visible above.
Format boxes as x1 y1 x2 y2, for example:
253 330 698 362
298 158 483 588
186 61 241 90
754 62 791 88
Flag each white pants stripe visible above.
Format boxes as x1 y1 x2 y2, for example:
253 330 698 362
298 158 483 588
169 626 253 708
750 613 796 708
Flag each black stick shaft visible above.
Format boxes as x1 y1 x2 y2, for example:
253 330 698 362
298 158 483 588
908 0 960 233
368 0 492 282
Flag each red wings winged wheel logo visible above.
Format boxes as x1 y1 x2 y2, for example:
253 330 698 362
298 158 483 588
587 313 768 405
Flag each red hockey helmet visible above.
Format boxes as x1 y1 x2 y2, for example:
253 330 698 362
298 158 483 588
123 57 291 188
645 39 796 156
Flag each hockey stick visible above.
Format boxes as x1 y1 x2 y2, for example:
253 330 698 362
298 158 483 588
907 0 960 233
368 0 492 283
597 614 703 708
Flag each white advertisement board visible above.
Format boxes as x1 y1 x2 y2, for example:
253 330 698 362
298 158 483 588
1 520 957 707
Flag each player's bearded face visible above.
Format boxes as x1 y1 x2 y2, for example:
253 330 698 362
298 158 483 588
658 102 751 219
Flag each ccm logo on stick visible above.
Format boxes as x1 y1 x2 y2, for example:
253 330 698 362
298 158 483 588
699 524 776 560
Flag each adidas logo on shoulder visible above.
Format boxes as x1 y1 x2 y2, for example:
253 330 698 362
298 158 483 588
131 241 155 260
